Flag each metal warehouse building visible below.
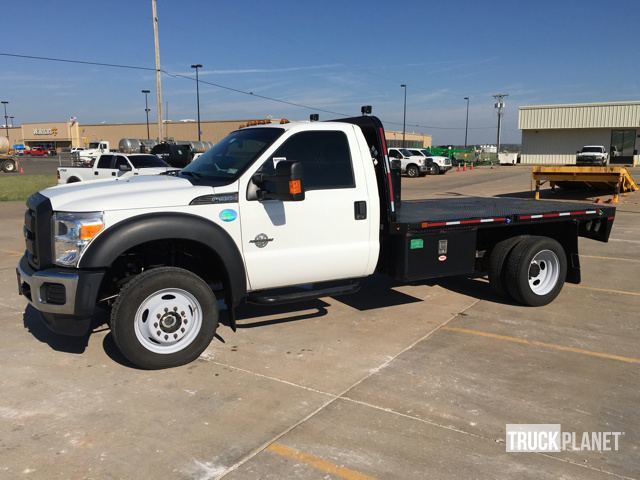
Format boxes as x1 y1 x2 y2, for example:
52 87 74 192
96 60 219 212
519 101 640 166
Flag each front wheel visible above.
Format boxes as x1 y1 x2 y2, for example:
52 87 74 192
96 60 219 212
406 164 419 177
504 237 567 306
110 267 218 369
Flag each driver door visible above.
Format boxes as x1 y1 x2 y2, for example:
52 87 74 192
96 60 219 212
239 128 374 291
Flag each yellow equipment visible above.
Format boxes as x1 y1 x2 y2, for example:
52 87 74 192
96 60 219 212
532 166 639 203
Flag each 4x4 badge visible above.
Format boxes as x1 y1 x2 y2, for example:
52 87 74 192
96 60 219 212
250 233 273 248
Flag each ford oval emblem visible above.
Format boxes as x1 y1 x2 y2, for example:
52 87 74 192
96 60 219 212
219 209 238 222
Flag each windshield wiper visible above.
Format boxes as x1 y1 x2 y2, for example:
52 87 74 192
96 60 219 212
180 171 202 178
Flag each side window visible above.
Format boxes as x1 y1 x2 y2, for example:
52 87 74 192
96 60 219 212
96 155 113 169
114 156 129 169
388 149 399 159
264 131 354 190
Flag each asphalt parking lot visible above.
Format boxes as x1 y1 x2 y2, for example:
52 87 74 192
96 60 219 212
0 166 638 479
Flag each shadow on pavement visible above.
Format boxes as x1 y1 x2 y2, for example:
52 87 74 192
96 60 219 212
22 305 90 354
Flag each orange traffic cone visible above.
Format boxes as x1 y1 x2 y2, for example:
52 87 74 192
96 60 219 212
19 166 24 174
463 164 467 172
456 165 461 172
470 163 474 170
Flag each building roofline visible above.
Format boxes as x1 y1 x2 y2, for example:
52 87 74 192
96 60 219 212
520 100 640 110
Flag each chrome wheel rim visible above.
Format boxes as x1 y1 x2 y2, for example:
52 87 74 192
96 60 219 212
134 288 202 354
528 249 560 296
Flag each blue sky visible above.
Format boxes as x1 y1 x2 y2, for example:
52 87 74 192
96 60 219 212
1 0 639 144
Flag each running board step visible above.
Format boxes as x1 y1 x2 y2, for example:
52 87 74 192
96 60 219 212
247 281 360 305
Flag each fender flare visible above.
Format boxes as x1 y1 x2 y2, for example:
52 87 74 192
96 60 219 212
79 212 247 307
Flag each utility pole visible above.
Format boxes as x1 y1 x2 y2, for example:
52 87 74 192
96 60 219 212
1 101 8 138
151 0 163 141
141 90 151 140
191 64 203 141
463 97 470 148
9 116 14 128
493 93 508 154
400 84 407 148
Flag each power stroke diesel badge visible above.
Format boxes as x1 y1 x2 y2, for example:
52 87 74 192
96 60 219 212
250 233 274 248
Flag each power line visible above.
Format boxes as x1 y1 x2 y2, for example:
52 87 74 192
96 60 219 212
0 51 499 131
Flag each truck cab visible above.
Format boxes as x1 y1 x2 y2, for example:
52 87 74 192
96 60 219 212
79 141 111 162
576 145 609 166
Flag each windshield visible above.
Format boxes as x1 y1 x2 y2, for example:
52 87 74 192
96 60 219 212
130 155 169 168
181 127 284 182
399 148 415 156
581 147 603 153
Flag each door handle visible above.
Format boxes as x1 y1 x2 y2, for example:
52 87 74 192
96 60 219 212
354 201 367 220
94 171 99 175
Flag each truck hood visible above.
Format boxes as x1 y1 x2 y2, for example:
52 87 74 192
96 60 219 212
578 152 604 156
40 175 214 212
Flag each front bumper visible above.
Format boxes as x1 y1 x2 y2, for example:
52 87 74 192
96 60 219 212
16 255 104 336
576 157 606 165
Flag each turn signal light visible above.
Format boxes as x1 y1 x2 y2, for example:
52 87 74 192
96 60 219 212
289 179 302 195
79 223 104 241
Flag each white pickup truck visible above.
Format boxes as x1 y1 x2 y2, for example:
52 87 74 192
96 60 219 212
387 147 433 177
17 113 616 369
407 149 452 174
57 153 179 184
576 145 609 166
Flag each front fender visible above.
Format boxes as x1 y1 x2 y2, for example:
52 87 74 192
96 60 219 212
79 212 247 307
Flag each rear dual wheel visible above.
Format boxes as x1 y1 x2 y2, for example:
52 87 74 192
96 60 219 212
489 236 567 306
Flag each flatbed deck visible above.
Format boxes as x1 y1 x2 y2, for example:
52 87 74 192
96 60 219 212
393 197 615 231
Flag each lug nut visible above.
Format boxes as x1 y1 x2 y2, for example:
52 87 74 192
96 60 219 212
164 334 168 340
157 330 161 336
173 333 178 339
164 308 168 312
180 311 185 316
181 327 185 333
173 307 178 312
156 313 161 319
154 322 158 328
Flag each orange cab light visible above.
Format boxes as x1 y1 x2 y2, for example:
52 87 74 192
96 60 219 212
289 179 302 195
79 223 104 241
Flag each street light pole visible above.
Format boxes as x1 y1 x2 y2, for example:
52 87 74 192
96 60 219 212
400 84 407 148
141 90 151 140
191 64 203 141
1 101 8 138
493 93 508 155
463 97 470 148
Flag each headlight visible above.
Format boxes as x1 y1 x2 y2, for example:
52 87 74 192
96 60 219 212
53 212 104 267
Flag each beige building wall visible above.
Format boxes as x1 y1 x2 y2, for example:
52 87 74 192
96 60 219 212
521 129 612 165
385 130 432 147
79 120 265 147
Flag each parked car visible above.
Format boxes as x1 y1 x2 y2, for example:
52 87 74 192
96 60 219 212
576 145 608 166
408 149 452 174
57 153 179 184
26 146 49 157
387 147 432 177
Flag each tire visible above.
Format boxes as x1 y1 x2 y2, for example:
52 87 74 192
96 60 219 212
504 237 567 306
2 159 16 173
428 165 438 175
110 267 218 369
406 164 419 178
488 235 527 297
437 166 445 174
